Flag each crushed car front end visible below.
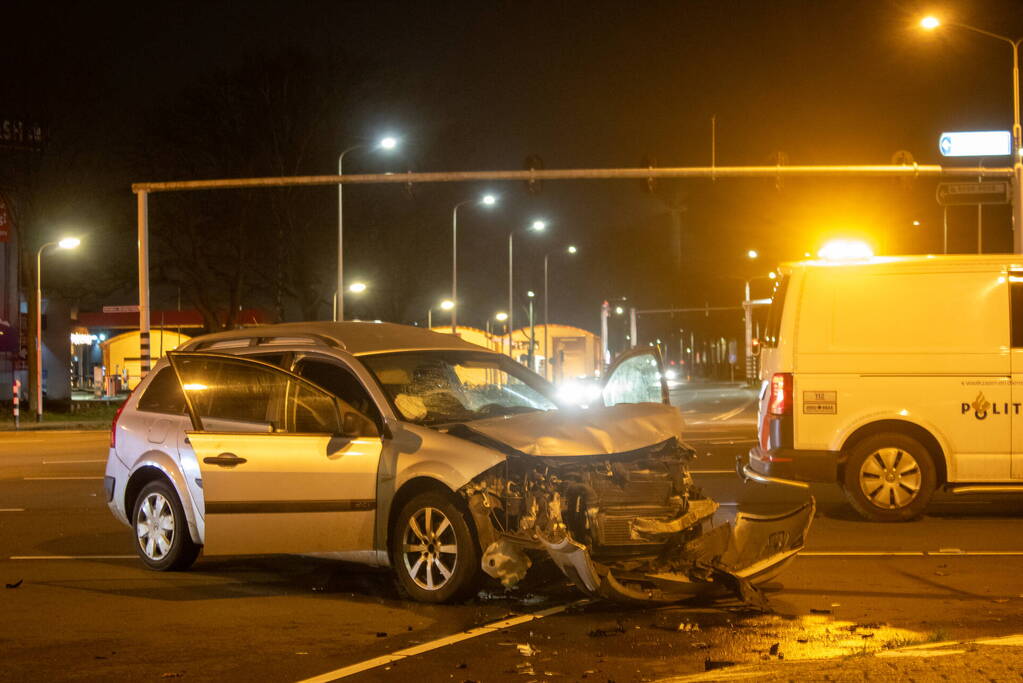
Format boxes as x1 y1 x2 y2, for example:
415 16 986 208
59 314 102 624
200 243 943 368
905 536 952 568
450 403 814 606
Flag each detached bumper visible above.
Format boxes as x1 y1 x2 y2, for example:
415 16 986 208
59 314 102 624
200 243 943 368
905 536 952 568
540 499 816 605
742 445 839 486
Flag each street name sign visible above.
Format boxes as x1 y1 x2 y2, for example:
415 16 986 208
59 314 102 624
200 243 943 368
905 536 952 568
102 305 140 313
938 130 1011 157
936 181 1011 206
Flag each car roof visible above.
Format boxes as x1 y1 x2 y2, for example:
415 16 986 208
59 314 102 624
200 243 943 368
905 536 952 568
178 321 494 356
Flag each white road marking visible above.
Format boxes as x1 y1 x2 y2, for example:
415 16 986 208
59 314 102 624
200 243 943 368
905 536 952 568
22 476 103 481
42 459 106 464
8 555 135 560
975 634 1023 646
705 438 756 445
297 601 587 682
689 469 738 475
0 508 25 512
802 550 1023 557
710 397 757 422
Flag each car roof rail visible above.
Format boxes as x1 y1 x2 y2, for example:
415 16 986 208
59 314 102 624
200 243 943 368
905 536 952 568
185 334 342 352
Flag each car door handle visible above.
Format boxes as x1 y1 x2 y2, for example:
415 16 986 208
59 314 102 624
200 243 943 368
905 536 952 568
203 452 248 468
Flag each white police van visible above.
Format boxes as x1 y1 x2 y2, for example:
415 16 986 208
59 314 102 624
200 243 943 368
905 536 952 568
742 255 1023 521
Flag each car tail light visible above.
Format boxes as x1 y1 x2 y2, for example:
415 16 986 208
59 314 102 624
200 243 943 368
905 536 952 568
768 372 792 415
110 393 131 449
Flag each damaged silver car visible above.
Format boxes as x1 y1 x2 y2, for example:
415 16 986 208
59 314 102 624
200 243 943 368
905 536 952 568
104 322 813 605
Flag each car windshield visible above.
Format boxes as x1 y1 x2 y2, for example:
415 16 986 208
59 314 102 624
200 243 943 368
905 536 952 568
361 350 559 425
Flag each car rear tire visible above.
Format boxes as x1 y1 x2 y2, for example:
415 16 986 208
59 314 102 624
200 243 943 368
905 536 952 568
132 480 201 571
841 432 936 522
391 491 480 603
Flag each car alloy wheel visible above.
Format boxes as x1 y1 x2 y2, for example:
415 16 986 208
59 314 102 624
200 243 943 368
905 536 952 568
391 490 480 603
401 506 458 592
857 446 922 510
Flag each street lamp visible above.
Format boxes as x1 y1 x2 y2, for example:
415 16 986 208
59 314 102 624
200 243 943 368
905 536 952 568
543 244 578 381
348 281 367 293
508 219 546 363
427 299 455 329
336 135 400 322
451 193 498 334
747 249 759 259
920 16 1023 252
35 237 80 421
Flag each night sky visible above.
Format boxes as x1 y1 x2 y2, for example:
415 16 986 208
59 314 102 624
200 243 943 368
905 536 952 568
4 0 1022 350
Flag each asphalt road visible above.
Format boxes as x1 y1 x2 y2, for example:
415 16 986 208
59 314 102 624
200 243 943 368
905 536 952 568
2 387 1022 682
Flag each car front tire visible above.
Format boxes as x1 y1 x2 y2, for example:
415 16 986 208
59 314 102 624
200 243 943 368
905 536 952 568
841 432 936 522
391 491 480 603
132 480 201 571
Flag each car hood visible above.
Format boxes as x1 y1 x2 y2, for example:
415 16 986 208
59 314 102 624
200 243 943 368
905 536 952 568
455 403 686 457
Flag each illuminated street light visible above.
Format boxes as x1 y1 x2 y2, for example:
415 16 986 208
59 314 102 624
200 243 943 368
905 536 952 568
508 219 549 361
747 249 759 259
615 306 624 315
427 299 456 329
543 244 579 380
348 281 367 293
918 15 1023 252
768 271 777 279
452 193 499 333
495 312 508 322
35 237 81 421
337 136 401 321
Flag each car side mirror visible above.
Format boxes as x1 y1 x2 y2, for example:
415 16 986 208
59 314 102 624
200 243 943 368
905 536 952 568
341 412 362 437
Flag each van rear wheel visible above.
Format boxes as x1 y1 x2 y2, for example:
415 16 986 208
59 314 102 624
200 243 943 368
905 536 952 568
841 433 936 522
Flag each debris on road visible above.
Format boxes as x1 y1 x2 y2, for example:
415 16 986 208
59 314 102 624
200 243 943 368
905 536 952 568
5 579 23 589
516 643 538 657
587 621 625 637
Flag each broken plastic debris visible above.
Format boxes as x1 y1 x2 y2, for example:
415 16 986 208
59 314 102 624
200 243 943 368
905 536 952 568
5 579 22 589
516 643 537 657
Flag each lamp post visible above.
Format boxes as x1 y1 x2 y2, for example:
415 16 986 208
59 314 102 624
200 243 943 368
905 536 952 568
526 290 536 371
508 219 546 363
337 136 398 322
494 312 509 353
451 194 497 333
35 237 80 421
920 16 1023 253
543 244 577 381
428 299 454 330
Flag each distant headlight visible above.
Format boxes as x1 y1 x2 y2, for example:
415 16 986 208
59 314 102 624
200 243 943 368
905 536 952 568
664 369 677 380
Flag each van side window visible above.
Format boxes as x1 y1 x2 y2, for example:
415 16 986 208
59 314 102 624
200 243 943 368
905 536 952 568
1011 274 1023 347
762 275 789 348
135 367 185 414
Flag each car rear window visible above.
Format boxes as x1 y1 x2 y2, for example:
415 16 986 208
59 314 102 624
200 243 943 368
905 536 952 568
762 274 789 348
136 367 186 414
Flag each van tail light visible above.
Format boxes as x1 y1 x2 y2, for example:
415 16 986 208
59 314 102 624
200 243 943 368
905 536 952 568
768 372 792 416
110 392 131 449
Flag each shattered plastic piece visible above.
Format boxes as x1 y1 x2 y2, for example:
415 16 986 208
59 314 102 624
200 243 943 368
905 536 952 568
375 632 388 638
482 538 532 588
516 643 537 657
5 579 22 589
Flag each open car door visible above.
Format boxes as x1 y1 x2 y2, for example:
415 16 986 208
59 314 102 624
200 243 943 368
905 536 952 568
602 347 670 407
168 352 382 556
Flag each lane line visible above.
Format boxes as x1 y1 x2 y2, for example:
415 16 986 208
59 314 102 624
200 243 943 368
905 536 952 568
802 550 1023 557
22 476 103 481
690 469 739 475
297 601 587 682
42 459 106 465
0 508 25 512
8 555 135 560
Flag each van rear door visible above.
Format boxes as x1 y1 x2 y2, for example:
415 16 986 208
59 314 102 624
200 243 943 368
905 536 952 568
1009 272 1023 479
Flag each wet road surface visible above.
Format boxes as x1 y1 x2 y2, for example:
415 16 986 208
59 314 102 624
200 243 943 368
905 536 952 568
1 388 1022 682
